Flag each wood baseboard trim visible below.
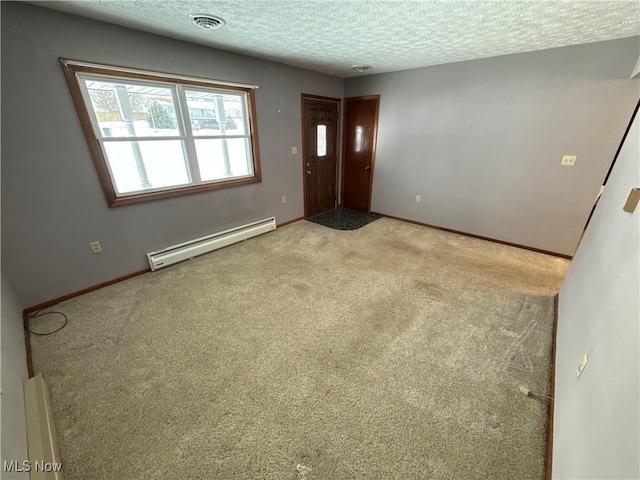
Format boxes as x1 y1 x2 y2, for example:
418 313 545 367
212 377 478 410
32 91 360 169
24 268 150 315
277 216 304 228
23 312 35 378
372 212 572 259
546 293 559 480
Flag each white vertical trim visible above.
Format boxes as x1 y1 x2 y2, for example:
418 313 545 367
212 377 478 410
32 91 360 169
23 374 64 480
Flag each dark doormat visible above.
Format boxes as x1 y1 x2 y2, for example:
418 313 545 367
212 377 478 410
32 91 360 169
306 207 381 231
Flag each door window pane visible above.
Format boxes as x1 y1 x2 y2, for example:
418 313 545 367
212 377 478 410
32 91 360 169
355 126 364 153
185 90 246 136
194 138 252 181
83 79 180 138
103 140 190 194
317 125 327 157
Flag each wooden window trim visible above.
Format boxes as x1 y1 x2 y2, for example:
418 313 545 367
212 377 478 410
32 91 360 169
61 59 262 207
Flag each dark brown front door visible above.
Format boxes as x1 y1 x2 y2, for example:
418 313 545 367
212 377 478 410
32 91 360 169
342 96 380 212
302 96 339 217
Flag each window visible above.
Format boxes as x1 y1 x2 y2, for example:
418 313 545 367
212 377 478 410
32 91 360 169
62 59 261 207
316 124 327 157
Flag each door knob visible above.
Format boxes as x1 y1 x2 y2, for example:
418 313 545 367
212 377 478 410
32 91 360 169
364 165 371 170
307 170 312 175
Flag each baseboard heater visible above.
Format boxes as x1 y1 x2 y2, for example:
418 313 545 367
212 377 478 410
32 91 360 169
147 216 276 271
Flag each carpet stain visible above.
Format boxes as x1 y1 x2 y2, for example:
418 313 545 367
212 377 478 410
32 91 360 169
380 238 425 256
292 283 310 293
412 279 448 299
296 463 312 479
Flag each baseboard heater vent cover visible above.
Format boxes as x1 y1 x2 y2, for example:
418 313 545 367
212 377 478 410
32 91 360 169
147 216 276 271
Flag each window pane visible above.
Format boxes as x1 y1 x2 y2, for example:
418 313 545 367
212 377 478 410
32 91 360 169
185 90 246 136
103 140 190 194
83 79 180 138
317 124 327 156
194 139 252 181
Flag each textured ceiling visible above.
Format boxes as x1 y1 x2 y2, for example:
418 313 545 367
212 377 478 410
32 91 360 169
33 1 640 78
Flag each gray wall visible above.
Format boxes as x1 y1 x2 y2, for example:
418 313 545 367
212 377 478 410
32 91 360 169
345 38 639 256
1 2 343 307
553 109 639 478
1 275 30 480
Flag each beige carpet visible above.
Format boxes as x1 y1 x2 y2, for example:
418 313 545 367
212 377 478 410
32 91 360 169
29 217 569 479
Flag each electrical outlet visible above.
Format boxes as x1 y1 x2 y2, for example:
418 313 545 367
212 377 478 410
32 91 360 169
291 146 298 155
577 354 588 378
561 155 577 166
415 195 421 203
89 241 103 254
281 195 287 204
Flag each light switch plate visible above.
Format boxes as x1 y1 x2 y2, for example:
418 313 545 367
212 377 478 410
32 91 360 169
291 146 298 155
561 155 577 166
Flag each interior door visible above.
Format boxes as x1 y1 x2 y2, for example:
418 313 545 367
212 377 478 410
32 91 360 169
302 96 340 217
342 96 380 212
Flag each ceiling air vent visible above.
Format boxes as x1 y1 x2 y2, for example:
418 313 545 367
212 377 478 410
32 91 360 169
351 65 372 73
189 14 226 30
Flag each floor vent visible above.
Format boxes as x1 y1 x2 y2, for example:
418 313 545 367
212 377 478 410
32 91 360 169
147 217 276 271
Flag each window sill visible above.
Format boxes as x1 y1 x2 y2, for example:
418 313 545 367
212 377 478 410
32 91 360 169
107 175 261 207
